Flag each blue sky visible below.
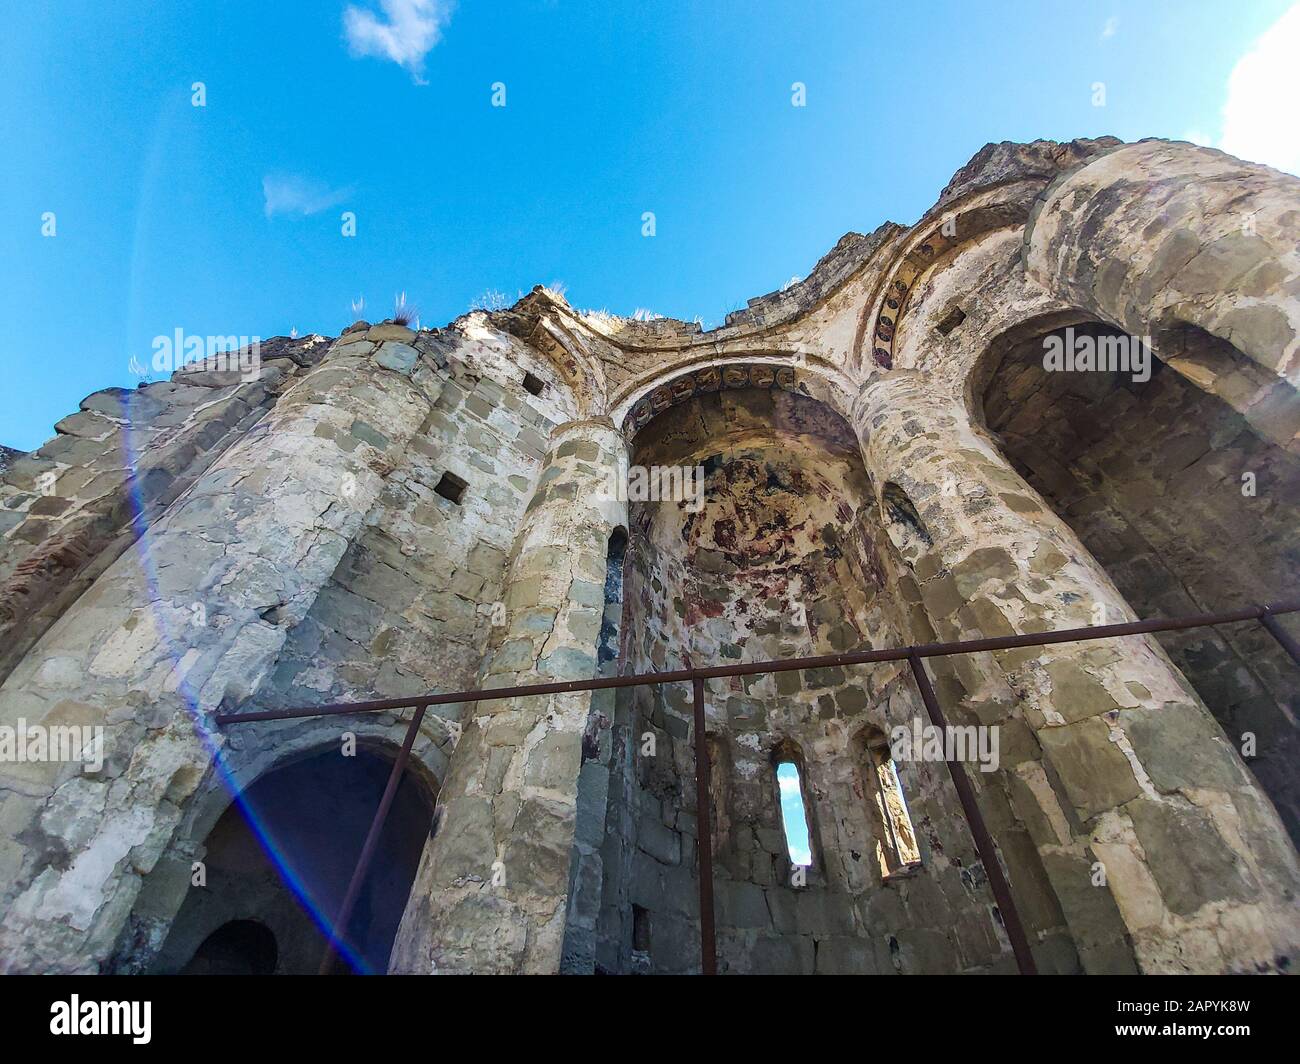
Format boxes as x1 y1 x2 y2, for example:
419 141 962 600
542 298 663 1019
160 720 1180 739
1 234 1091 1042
776 762 812 865
2 0 1296 450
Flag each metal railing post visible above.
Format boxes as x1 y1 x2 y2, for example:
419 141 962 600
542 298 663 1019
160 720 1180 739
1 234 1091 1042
692 677 718 975
210 597 1300 975
907 652 1038 975
318 704 427 975
1260 606 1300 667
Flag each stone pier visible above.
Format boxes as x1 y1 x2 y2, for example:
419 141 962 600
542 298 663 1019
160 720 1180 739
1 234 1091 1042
854 370 1300 973
390 418 626 974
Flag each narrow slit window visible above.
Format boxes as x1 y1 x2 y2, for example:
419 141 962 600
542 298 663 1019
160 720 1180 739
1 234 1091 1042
870 741 921 873
435 471 467 505
522 371 546 396
632 905 651 952
775 761 812 867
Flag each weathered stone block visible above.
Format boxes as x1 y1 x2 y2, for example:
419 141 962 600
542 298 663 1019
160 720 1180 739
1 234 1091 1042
1037 718 1141 819
815 936 878 974
637 817 681 866
1120 702 1244 794
1044 659 1121 723
952 547 1019 598
1127 800 1257 916
716 881 771 929
501 796 575 897
375 342 420 374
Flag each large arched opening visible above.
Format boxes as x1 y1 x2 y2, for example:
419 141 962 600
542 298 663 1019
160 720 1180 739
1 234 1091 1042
152 746 436 974
590 374 1014 974
974 318 1300 845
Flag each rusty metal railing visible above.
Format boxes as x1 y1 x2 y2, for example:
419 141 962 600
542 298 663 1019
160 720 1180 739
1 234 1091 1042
216 598 1300 976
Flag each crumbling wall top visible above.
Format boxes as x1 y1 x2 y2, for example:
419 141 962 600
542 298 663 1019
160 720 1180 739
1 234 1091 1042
937 137 1125 207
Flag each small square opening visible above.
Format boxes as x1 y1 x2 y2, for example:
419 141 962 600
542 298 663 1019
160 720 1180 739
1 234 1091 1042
435 471 468 505
935 306 967 336
522 371 546 396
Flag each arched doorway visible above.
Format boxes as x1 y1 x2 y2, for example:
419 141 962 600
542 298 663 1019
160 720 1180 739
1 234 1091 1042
179 920 278 975
154 746 436 974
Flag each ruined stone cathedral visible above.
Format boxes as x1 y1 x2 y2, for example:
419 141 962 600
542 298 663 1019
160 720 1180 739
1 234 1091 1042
1 137 1297 976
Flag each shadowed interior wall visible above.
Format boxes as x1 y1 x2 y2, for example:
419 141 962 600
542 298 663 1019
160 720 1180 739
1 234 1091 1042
593 385 1016 974
979 322 1300 845
152 748 433 975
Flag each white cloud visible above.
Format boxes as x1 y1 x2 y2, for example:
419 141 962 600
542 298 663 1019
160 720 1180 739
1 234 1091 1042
1101 16 1119 40
261 174 352 218
1219 4 1300 175
343 0 454 83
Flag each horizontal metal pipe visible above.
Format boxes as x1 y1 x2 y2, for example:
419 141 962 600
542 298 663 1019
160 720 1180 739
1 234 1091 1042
215 598 1300 726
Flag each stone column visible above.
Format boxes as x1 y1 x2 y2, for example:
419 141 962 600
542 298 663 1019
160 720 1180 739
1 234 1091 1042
0 326 437 972
391 417 627 974
851 369 1300 974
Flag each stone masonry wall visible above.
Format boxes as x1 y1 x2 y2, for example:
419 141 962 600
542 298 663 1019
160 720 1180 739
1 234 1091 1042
857 370 1299 973
389 418 627 974
0 336 331 687
0 328 436 972
112 315 581 972
261 317 576 714
2 136 1297 977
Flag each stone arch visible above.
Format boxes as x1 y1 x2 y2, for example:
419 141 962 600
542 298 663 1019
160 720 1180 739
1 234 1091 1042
1150 320 1300 453
181 720 443 856
857 365 1300 972
141 742 437 975
855 191 1049 375
592 376 1020 974
178 919 278 975
611 356 855 437
1023 140 1300 385
112 721 443 974
963 308 1094 422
